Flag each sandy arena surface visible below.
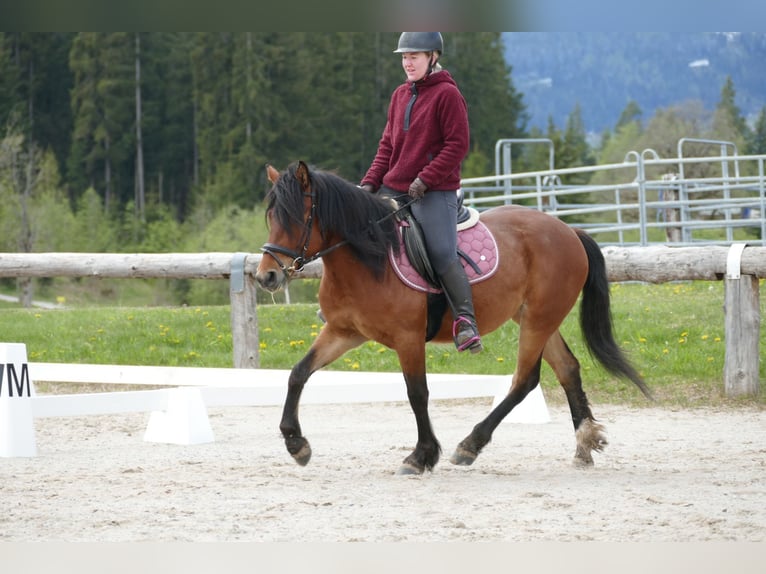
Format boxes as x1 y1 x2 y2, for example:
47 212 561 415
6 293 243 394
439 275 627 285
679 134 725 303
3 398 765 542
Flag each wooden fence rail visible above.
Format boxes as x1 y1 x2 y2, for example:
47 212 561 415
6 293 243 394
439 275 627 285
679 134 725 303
0 246 763 396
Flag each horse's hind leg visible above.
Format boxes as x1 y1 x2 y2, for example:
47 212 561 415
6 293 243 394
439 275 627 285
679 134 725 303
450 324 549 466
542 330 607 466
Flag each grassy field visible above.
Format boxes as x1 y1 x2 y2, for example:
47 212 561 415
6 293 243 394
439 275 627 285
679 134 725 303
1 280 764 408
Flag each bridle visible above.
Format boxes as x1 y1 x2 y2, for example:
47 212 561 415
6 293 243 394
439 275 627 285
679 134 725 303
260 186 416 281
260 189 328 279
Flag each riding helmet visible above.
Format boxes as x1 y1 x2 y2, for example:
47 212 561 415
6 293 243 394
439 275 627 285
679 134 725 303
394 32 443 54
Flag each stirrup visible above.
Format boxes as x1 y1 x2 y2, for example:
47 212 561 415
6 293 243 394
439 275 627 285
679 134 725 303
452 316 483 354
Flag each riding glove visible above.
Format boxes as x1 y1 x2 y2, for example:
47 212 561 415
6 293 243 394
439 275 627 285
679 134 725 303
358 184 375 193
408 177 427 200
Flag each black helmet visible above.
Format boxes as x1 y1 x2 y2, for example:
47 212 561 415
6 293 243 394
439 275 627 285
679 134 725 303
394 32 443 54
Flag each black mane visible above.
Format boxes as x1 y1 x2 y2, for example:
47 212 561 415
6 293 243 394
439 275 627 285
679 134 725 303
265 162 401 279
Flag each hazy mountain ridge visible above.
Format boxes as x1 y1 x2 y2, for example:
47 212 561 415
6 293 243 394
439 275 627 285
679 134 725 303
503 32 766 133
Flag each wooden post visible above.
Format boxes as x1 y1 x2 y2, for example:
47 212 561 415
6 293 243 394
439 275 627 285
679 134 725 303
723 244 760 397
229 253 259 369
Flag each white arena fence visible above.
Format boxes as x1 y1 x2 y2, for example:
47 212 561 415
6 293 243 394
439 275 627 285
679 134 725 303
0 342 548 457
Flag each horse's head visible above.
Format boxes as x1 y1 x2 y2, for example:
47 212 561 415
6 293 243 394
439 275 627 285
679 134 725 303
256 161 319 292
256 160 402 292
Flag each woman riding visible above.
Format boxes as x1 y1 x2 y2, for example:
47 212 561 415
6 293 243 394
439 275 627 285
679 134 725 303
360 32 482 353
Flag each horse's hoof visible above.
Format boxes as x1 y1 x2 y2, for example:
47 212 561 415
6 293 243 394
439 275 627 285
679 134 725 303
396 462 424 476
573 454 594 468
573 446 594 468
449 446 477 466
285 436 312 466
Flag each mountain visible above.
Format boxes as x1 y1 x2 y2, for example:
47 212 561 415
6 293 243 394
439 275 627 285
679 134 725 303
503 32 766 134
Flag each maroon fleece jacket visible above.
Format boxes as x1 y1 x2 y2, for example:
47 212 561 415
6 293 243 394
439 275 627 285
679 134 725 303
361 70 469 193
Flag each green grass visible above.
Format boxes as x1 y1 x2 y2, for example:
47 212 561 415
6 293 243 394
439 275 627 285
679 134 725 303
2 281 764 408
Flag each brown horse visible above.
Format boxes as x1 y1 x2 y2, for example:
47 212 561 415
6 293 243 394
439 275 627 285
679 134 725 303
255 161 651 475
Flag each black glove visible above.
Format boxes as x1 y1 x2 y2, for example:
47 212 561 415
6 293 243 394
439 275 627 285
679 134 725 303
358 184 375 193
408 177 427 200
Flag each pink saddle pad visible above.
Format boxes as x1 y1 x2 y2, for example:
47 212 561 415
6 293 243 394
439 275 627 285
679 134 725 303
389 219 499 293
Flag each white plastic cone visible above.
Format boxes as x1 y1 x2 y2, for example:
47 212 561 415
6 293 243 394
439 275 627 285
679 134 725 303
143 387 214 445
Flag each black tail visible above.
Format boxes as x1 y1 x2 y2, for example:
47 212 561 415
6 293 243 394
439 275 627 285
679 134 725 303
576 230 653 400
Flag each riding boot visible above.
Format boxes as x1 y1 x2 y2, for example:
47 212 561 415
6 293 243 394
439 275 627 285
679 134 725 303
439 259 483 353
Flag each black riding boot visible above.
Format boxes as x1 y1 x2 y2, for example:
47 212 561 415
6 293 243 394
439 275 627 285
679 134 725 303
439 259 483 353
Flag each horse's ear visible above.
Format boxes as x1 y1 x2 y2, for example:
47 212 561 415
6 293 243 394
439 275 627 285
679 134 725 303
296 161 311 192
266 164 280 184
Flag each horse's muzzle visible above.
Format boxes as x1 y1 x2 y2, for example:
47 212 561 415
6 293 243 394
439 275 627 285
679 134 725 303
255 268 285 293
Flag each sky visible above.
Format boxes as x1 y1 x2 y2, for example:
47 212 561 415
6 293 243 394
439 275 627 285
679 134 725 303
2 0 765 31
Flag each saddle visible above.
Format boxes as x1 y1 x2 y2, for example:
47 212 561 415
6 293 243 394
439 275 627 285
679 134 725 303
385 192 500 342
388 193 499 293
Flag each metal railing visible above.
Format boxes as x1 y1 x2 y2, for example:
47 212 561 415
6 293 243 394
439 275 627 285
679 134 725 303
460 138 766 247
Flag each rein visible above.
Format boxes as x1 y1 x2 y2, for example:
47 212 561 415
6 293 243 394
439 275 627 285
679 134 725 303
261 189 417 280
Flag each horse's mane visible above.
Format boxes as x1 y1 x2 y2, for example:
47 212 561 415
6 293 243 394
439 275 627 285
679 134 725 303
265 162 401 279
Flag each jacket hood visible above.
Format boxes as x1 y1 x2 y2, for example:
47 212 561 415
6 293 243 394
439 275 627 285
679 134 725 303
409 69 456 90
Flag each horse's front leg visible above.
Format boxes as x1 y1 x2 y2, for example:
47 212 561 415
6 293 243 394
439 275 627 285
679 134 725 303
396 345 441 475
279 350 315 466
280 328 366 466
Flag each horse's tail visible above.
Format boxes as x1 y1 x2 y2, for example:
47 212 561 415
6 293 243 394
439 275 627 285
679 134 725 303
576 229 654 400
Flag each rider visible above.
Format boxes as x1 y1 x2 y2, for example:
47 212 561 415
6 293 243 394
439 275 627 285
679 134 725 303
359 32 482 353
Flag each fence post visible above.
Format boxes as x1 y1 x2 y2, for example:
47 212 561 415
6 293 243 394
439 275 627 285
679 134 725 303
229 253 259 369
723 244 760 397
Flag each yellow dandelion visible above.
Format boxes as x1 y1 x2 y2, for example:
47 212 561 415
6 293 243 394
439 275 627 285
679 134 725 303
496 357 505 363
662 348 669 354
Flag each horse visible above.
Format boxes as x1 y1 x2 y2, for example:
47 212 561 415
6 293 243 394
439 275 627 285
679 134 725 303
255 161 652 475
